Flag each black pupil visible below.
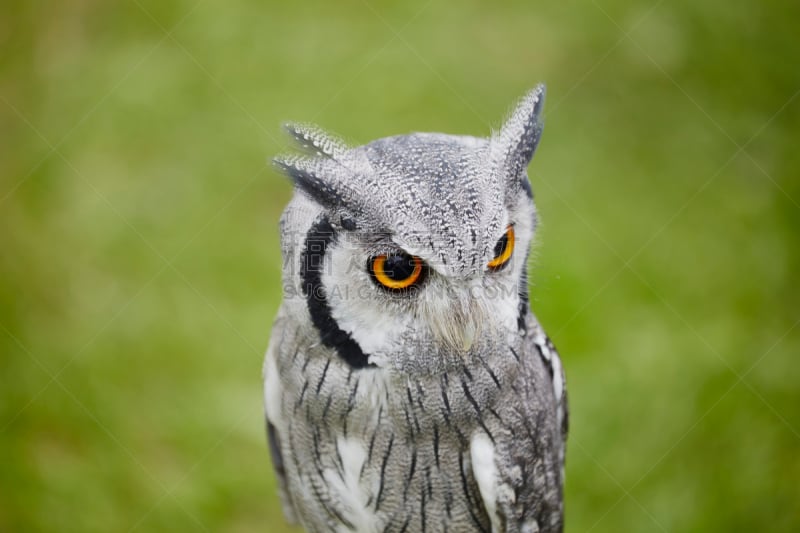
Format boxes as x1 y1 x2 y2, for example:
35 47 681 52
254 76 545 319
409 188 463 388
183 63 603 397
494 233 509 259
383 254 416 281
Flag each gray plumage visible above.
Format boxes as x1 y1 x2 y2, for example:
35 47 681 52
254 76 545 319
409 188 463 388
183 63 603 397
263 85 568 533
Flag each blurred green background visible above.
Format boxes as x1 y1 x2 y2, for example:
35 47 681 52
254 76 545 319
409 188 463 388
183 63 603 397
2 0 798 531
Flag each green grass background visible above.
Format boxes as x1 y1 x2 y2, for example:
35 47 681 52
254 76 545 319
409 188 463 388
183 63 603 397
2 0 799 531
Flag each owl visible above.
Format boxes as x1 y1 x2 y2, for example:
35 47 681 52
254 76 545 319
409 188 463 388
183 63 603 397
263 85 568 533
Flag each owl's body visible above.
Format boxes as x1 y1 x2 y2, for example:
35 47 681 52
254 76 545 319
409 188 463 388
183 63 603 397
264 86 568 533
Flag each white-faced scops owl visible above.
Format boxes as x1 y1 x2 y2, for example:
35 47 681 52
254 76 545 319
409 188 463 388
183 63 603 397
263 85 568 533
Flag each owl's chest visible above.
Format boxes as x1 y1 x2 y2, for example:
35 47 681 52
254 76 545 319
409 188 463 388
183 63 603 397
282 355 501 532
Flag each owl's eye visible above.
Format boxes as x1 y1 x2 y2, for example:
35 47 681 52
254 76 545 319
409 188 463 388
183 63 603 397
369 252 424 291
488 225 515 271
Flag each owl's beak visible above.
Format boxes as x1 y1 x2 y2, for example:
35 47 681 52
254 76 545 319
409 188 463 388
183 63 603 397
460 321 477 351
422 281 487 354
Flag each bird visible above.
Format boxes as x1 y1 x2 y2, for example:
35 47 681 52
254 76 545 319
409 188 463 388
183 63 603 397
263 85 568 533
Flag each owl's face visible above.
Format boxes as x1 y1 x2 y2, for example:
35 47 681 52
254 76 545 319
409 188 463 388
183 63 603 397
277 86 545 374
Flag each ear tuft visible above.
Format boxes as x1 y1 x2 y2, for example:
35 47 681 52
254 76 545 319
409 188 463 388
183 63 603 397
274 123 360 211
283 122 349 160
273 156 347 209
496 84 546 179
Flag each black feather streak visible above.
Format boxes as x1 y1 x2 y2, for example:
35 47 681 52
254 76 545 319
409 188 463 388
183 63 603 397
518 265 530 332
420 478 428 533
345 379 359 415
302 216 372 369
425 464 433 498
477 354 501 389
375 433 395 511
316 358 331 395
367 431 378 463
398 515 411 533
461 379 495 444
433 423 441 469
404 447 417 501
440 373 452 425
266 422 285 479
295 380 309 411
322 393 333 419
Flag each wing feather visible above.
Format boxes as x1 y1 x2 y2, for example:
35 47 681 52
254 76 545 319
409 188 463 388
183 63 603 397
263 314 299 524
475 319 567 532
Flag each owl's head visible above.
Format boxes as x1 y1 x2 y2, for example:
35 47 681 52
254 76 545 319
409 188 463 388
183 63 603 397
275 86 546 374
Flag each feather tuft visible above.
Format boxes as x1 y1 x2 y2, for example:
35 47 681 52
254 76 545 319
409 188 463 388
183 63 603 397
283 122 349 160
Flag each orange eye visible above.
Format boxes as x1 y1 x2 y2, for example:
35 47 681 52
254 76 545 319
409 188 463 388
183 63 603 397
369 253 424 291
488 225 515 271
